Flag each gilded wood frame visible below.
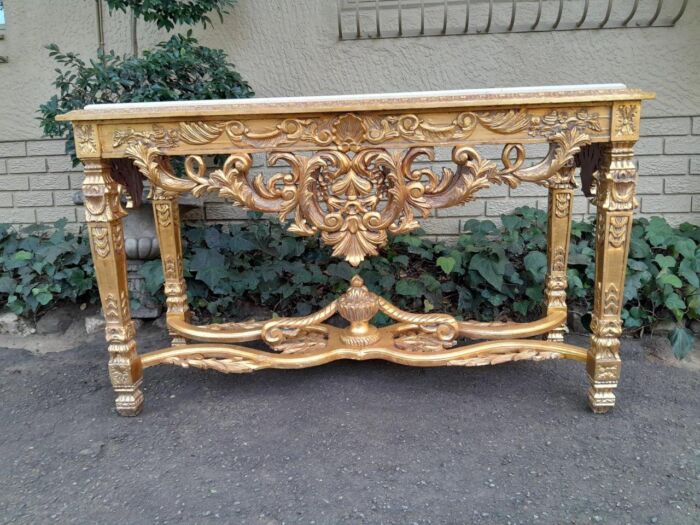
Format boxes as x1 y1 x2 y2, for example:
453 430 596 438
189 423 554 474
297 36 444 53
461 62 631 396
58 86 654 415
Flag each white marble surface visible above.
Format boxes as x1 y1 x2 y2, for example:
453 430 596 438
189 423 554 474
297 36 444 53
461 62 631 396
85 84 628 110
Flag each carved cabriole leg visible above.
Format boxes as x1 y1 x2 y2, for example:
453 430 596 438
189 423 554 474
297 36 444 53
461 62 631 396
544 162 576 342
83 160 144 416
587 142 637 413
151 187 189 346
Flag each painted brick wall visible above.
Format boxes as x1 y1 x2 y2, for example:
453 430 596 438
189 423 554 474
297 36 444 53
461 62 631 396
1 116 698 235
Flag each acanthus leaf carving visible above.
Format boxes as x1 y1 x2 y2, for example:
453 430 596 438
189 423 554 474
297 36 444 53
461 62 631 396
113 108 601 152
91 226 110 258
608 216 629 248
125 127 590 266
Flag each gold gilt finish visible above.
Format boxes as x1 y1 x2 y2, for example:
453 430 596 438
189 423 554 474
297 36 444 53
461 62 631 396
58 86 654 416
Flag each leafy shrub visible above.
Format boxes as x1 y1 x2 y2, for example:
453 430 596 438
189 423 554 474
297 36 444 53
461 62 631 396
2 210 697 358
39 32 253 164
0 221 96 319
137 208 699 358
105 0 237 30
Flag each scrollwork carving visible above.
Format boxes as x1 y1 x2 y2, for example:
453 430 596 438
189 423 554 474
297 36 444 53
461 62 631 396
113 108 601 152
126 125 591 265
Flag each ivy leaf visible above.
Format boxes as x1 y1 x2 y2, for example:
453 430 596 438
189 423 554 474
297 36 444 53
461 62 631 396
32 290 53 305
646 217 675 247
669 327 695 359
204 227 223 249
469 252 505 290
664 292 686 313
657 273 683 288
524 251 547 281
138 260 164 294
654 254 676 270
627 259 649 272
672 237 696 259
513 300 531 316
197 266 229 290
688 294 700 316
396 279 423 297
624 272 648 302
436 256 456 274
392 254 409 267
678 258 699 288
0 276 17 294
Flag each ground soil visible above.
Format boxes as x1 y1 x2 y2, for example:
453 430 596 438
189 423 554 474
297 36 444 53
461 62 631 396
0 324 698 524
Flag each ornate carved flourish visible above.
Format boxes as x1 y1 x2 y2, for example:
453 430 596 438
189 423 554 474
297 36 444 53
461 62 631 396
554 193 571 218
82 161 126 223
528 109 601 137
91 226 110 258
76 124 97 155
104 290 130 324
126 126 590 266
448 350 561 367
552 247 567 273
113 109 601 151
608 216 629 248
154 202 172 227
592 142 638 212
614 105 637 137
394 333 457 352
261 276 460 351
270 332 328 354
164 354 259 373
114 124 179 148
603 284 620 315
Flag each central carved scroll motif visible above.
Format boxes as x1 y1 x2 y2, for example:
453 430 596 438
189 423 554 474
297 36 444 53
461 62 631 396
126 127 590 265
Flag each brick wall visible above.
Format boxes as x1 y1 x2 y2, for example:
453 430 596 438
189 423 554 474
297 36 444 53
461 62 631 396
1 116 698 235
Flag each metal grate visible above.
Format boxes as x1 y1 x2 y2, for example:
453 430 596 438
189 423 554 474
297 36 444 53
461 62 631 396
337 0 689 39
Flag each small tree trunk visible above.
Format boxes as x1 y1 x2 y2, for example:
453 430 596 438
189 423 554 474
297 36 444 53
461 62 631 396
95 0 106 63
130 10 138 56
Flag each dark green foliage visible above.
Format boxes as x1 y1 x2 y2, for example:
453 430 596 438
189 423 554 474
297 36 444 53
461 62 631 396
0 221 96 319
39 32 254 164
2 209 698 358
105 0 236 30
141 208 699 357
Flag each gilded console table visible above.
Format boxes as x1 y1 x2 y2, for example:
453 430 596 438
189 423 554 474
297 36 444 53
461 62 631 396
58 84 654 416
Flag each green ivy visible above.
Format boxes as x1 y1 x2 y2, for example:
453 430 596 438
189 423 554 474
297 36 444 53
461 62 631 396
141 208 699 358
2 209 698 358
39 32 253 165
105 0 237 30
0 221 96 319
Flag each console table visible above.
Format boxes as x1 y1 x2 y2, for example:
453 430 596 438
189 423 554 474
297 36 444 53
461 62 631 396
58 84 654 416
